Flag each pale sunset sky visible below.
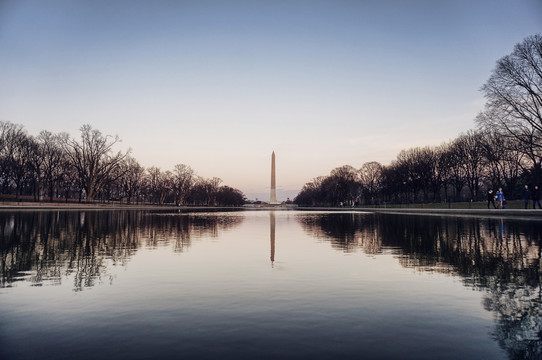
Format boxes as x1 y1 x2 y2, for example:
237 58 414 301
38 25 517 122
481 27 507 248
0 0 541 200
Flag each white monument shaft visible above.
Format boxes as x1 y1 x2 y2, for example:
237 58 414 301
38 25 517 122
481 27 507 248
270 151 278 204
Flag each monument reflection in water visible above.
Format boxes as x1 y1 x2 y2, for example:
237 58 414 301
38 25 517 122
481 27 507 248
1 210 542 360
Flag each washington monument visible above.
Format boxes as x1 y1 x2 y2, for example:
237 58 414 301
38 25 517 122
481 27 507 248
270 151 279 204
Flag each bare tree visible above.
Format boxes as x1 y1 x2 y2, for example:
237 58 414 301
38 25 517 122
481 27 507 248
435 143 453 202
208 177 223 206
189 177 223 206
479 130 525 194
145 167 174 204
159 170 174 204
446 140 468 201
35 131 66 201
455 131 485 201
393 147 437 202
120 157 145 204
1 123 33 200
188 176 208 205
146 166 162 204
60 125 129 201
381 161 408 203
294 176 326 206
324 165 361 206
359 161 383 204
26 135 44 201
173 164 194 205
478 34 542 183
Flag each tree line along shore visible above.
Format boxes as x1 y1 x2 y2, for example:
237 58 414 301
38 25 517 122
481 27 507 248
294 34 542 208
0 123 245 207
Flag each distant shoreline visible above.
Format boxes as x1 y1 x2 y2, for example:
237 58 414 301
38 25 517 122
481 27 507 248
297 207 542 219
0 202 245 211
2 202 542 219
0 201 295 211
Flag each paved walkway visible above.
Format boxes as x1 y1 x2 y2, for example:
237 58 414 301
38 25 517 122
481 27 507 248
0 202 244 211
2 202 542 219
363 207 542 217
295 206 542 218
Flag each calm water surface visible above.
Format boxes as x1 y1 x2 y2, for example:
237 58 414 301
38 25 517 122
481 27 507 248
1 210 542 359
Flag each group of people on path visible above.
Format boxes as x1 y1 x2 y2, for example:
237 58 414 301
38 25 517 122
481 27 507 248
487 188 505 209
487 185 542 209
521 185 542 209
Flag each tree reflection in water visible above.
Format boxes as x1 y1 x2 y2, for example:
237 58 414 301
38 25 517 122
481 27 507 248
0 210 243 291
3 210 542 359
297 212 542 360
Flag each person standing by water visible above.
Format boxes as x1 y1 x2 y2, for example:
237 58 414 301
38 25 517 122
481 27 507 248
496 188 505 209
533 185 542 209
487 189 496 209
522 185 530 209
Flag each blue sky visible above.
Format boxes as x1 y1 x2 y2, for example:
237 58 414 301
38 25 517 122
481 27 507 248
1 0 541 200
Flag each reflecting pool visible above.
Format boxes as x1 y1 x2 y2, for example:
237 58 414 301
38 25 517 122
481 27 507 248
1 210 542 359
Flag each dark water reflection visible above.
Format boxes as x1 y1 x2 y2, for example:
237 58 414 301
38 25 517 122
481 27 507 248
1 210 243 291
298 212 542 360
1 210 542 359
